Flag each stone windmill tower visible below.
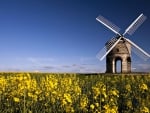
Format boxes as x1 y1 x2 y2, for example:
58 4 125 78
96 14 150 73
106 37 131 73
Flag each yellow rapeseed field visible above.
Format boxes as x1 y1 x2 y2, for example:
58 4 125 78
0 73 150 113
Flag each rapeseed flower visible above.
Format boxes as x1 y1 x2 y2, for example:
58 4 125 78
13 97 20 103
139 83 148 91
140 106 149 113
90 104 95 110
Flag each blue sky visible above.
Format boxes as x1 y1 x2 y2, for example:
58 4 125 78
0 0 150 73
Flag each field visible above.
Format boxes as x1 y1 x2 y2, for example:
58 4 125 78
0 72 150 113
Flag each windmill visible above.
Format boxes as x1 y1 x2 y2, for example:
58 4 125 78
96 13 150 73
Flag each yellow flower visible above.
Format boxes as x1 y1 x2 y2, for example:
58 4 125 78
64 93 72 103
13 97 20 103
95 102 99 107
28 92 33 97
62 99 67 105
51 97 56 104
32 95 38 101
109 89 119 97
92 87 100 96
80 95 88 109
125 84 131 92
90 104 95 110
126 100 132 109
140 83 148 91
74 86 81 95
65 106 74 113
103 104 109 110
140 106 149 113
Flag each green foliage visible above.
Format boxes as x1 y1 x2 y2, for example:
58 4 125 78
0 72 150 113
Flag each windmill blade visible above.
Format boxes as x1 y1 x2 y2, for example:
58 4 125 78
97 37 122 61
132 46 149 61
125 38 150 60
96 15 121 36
123 13 147 36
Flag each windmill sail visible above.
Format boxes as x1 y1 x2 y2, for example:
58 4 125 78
97 37 122 61
96 15 121 36
123 13 147 36
125 38 150 60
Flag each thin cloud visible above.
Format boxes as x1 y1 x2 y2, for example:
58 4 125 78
42 66 55 70
133 63 150 72
138 64 150 71
62 65 71 68
11 56 105 73
72 64 77 67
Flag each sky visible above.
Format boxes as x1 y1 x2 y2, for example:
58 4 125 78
0 0 150 73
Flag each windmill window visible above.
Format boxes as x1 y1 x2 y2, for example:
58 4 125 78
127 57 131 62
116 48 119 52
